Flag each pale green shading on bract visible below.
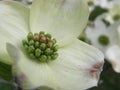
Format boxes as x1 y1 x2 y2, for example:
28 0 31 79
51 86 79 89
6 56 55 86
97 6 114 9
0 0 104 90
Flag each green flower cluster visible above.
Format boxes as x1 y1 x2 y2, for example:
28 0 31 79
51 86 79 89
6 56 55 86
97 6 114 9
22 31 59 62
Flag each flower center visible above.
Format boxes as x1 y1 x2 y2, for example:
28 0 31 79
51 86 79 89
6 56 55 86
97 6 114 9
113 14 120 21
88 1 94 6
98 35 110 46
22 31 59 63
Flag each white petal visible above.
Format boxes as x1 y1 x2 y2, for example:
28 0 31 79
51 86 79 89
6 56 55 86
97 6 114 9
104 14 114 24
86 14 120 53
6 43 59 90
0 1 29 64
49 39 104 90
109 4 120 17
106 45 120 73
30 0 89 47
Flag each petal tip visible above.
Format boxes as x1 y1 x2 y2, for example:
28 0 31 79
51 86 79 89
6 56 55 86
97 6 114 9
6 43 20 63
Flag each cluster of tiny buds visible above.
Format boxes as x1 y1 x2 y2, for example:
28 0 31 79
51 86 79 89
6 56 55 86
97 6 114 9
22 31 59 63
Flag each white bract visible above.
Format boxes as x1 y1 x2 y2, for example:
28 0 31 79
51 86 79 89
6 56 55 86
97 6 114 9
0 0 104 90
106 25 120 73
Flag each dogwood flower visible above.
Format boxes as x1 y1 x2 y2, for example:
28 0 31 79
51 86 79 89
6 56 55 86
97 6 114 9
0 0 104 90
86 14 119 53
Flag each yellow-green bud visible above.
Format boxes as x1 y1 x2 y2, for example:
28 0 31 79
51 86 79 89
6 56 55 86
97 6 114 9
28 45 35 53
52 39 57 44
29 40 34 45
34 34 39 41
40 43 46 50
35 49 41 57
40 55 47 62
53 45 59 51
35 42 39 48
22 40 27 46
39 31 45 36
46 33 52 39
27 32 33 40
45 48 51 55
52 53 58 60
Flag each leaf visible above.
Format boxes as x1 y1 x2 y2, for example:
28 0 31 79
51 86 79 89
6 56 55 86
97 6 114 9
0 61 13 81
0 83 14 90
89 6 108 21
